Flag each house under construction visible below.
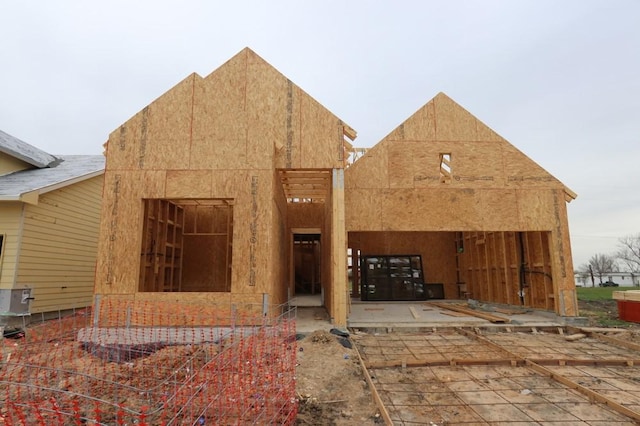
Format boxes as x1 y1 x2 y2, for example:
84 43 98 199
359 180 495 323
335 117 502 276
94 48 578 326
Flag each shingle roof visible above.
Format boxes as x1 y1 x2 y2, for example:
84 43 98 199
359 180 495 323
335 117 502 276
0 129 57 168
0 155 105 199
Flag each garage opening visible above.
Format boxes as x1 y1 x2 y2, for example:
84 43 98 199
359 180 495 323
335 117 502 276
139 199 233 292
348 230 555 310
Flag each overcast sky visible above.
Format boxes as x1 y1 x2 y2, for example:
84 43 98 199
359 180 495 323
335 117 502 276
1 1 638 270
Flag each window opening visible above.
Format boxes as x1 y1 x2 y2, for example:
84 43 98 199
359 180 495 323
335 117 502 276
139 199 233 292
439 153 452 182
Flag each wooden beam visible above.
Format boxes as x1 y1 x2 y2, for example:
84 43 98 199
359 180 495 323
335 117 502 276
343 125 357 141
525 359 640 422
353 339 393 425
585 331 640 352
427 301 511 323
458 326 640 422
330 168 347 326
366 358 523 369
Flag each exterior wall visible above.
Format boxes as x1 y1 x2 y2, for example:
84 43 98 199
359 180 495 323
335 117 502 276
94 48 349 314
0 151 32 176
16 175 104 313
0 203 24 290
271 169 289 305
349 231 458 298
345 93 578 316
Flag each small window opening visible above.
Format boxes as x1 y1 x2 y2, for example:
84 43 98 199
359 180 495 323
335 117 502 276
439 153 452 183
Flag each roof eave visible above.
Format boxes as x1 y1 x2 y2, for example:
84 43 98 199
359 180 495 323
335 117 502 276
38 169 104 195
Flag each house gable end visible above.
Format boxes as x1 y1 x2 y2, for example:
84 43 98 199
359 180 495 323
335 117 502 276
107 48 352 173
347 92 574 195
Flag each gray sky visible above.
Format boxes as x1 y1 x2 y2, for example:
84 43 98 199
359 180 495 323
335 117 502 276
1 1 638 270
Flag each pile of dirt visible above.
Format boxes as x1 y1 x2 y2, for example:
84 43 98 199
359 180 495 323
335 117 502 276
295 330 381 425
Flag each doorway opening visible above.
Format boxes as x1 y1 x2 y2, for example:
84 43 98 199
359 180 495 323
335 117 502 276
293 233 321 296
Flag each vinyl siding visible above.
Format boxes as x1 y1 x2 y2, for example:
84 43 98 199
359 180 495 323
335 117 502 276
0 151 32 176
0 203 24 289
17 175 103 313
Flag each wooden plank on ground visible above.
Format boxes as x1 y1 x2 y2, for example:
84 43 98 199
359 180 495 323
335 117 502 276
525 359 640 422
441 311 471 317
353 340 393 425
409 306 420 319
428 301 511 323
366 358 522 369
586 331 640 352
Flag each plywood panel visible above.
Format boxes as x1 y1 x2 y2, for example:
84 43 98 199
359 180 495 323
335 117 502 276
212 170 245 198
141 74 196 170
246 50 286 169
516 189 555 230
433 93 478 142
300 95 343 169
330 169 347 326
387 142 415 189
502 144 562 187
452 142 504 186
406 143 443 189
344 142 388 189
397 99 436 141
165 170 213 198
191 50 248 170
229 170 273 295
287 202 324 229
345 189 383 231
271 168 289 305
476 120 504 142
105 109 146 171
95 171 166 295
477 190 520 230
182 235 228 291
381 188 481 231
95 172 144 294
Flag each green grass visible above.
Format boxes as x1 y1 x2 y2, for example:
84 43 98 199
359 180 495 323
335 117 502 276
576 286 639 301
577 287 617 301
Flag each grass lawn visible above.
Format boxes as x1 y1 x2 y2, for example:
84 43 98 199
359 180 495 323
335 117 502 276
576 286 640 327
576 286 640 301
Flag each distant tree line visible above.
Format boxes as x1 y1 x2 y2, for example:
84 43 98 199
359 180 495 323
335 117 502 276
575 232 640 287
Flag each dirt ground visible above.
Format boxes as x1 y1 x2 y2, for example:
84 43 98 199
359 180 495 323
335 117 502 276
3 301 639 425
295 330 381 425
578 298 640 329
295 301 640 425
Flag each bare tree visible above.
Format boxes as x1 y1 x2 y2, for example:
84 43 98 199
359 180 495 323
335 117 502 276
616 233 640 273
581 253 617 285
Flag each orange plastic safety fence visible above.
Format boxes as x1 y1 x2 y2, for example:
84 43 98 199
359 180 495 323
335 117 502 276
0 301 297 425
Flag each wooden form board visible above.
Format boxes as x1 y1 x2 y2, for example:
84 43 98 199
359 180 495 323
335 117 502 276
357 329 640 424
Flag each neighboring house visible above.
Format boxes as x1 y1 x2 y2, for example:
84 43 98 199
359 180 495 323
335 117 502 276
0 130 104 322
93 48 578 327
575 272 640 287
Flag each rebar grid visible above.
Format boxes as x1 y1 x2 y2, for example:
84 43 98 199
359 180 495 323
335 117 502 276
0 301 297 425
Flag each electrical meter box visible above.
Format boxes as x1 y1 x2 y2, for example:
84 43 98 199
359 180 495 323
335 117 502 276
0 288 33 316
